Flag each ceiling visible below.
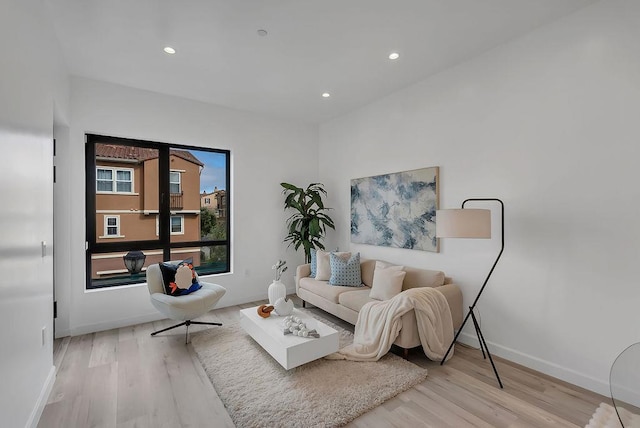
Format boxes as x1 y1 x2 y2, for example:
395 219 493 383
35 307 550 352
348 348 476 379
46 0 597 124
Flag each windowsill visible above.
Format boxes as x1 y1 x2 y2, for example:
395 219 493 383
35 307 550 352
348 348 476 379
85 269 232 292
85 282 148 293
96 192 140 196
98 235 126 239
96 267 148 276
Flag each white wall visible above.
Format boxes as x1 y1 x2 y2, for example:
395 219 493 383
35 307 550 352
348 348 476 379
0 1 69 426
319 0 640 396
57 77 317 336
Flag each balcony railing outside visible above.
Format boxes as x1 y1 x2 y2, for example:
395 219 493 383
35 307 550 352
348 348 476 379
170 192 183 210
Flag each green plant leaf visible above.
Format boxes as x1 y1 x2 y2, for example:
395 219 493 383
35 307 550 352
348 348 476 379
281 182 335 262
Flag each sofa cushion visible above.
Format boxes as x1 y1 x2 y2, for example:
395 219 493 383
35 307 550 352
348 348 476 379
329 252 362 287
402 266 445 290
299 277 361 303
360 259 377 286
338 288 377 313
369 261 406 300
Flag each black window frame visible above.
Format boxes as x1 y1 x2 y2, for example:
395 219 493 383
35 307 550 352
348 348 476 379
86 134 231 289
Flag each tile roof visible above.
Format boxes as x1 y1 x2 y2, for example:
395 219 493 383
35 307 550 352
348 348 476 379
95 144 203 166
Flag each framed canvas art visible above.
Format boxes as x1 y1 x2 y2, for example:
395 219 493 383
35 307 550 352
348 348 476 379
350 166 439 252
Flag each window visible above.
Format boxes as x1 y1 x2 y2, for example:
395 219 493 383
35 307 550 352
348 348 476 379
171 215 184 234
104 216 120 237
86 134 231 289
155 215 184 235
170 171 181 194
117 170 132 192
96 167 133 193
97 169 113 191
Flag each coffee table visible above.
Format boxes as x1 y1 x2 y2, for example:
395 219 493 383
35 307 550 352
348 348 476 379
239 306 339 370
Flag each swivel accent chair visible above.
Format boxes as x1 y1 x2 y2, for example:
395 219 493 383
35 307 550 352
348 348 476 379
146 262 226 343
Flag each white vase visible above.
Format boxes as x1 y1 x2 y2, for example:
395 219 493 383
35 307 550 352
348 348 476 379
274 297 294 316
268 280 287 305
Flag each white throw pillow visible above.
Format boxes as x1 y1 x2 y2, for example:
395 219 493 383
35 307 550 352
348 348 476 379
315 250 351 281
369 261 406 300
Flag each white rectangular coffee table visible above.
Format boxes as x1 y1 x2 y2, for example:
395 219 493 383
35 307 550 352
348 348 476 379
239 306 339 370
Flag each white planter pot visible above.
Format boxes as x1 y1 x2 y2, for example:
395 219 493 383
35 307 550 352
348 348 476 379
268 280 287 305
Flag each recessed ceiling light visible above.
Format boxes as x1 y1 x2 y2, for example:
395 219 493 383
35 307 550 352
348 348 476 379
322 92 331 98
163 46 176 54
389 52 400 60
257 29 268 37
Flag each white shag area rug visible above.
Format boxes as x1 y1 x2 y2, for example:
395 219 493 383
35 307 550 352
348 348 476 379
586 402 640 428
191 310 428 428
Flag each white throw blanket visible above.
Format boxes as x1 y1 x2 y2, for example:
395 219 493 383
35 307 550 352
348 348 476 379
327 287 454 362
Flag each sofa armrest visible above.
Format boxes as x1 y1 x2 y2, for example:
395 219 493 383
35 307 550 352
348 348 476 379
296 263 311 293
438 283 463 331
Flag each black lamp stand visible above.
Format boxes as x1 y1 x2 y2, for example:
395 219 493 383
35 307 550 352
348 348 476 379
440 198 504 389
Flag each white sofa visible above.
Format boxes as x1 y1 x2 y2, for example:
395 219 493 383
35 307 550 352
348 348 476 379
296 258 463 355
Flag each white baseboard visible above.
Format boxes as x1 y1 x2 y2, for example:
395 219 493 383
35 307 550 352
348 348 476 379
65 287 297 337
27 365 56 428
458 332 610 397
70 312 164 336
216 287 296 309
54 329 71 339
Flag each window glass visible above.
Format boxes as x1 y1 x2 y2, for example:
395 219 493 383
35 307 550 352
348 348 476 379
105 216 119 236
87 135 230 289
170 171 181 194
89 248 164 289
97 169 113 191
116 170 132 192
196 245 229 274
171 216 183 233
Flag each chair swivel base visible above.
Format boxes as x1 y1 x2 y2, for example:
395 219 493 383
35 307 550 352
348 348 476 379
151 319 222 344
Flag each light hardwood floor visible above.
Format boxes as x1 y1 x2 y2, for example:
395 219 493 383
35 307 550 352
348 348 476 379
40 299 608 428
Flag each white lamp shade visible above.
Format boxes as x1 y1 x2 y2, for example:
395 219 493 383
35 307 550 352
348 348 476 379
436 209 491 239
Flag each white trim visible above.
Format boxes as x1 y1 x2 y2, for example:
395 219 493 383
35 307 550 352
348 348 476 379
96 166 135 193
143 209 200 215
98 235 125 239
104 215 121 237
69 292 239 336
69 309 166 336
170 169 186 173
97 210 141 214
458 332 610 397
27 365 56 428
96 192 139 196
91 248 198 260
96 267 147 276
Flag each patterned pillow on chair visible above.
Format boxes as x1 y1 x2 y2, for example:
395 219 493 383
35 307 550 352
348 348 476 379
158 258 202 296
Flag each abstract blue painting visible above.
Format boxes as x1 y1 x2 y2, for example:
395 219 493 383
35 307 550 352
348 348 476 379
351 167 439 252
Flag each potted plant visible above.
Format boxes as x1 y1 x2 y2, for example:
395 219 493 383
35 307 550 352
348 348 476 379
281 182 335 263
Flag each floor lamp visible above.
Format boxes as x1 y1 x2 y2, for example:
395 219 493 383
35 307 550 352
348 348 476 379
436 198 504 389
